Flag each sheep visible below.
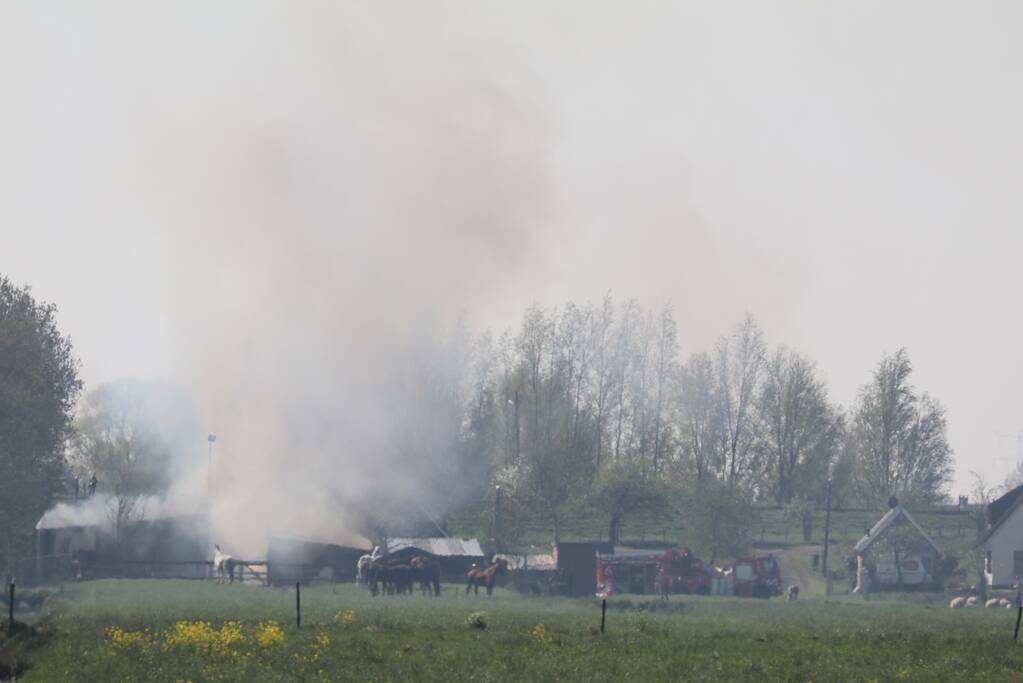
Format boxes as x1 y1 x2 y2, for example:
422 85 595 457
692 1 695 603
949 597 966 608
985 598 1001 608
1001 598 1012 608
966 596 979 607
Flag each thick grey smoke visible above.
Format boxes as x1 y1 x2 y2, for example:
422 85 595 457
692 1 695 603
6 3 552 554
158 8 551 554
9 2 1023 510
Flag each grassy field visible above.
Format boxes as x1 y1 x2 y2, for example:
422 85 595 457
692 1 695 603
4 579 1023 682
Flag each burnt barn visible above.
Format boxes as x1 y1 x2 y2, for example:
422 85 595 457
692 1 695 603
33 514 209 584
266 536 371 585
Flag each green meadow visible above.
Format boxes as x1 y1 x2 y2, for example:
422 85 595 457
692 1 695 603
3 579 1022 682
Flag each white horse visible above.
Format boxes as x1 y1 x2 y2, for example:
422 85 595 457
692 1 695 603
356 555 374 584
213 544 237 584
356 545 383 585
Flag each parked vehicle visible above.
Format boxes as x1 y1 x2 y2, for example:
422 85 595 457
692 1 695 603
730 554 783 598
595 548 711 597
596 548 783 598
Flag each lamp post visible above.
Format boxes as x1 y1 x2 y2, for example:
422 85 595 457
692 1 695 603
206 434 216 558
492 485 502 552
822 472 834 596
507 391 520 464
207 434 217 502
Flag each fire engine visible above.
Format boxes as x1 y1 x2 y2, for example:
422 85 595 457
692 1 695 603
595 547 712 597
729 554 783 597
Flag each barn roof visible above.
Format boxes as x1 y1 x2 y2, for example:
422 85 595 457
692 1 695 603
493 553 556 571
854 506 941 556
385 537 484 557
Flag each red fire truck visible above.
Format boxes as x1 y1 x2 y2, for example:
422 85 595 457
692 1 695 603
730 554 783 598
595 548 712 597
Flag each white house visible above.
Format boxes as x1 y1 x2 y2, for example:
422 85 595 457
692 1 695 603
854 504 942 591
978 483 1023 588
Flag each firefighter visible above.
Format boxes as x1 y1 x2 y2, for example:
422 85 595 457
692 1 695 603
659 566 670 601
88 473 98 498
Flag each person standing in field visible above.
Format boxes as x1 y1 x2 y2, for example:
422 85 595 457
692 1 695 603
859 562 871 601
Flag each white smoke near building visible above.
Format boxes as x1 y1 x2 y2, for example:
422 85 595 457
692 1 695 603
16 3 552 555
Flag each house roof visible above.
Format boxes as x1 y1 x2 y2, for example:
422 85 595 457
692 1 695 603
854 506 942 556
976 484 1023 547
385 537 484 557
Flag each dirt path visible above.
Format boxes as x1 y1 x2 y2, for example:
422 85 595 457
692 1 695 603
773 545 825 595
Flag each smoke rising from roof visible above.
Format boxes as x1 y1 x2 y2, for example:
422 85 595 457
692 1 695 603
7 2 1023 502
6 3 552 554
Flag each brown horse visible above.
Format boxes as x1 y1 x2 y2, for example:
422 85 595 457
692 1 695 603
466 559 507 596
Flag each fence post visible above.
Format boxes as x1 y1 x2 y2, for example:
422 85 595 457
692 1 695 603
601 598 606 633
296 582 301 629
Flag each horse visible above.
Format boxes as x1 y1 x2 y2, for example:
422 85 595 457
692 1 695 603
410 555 441 596
367 560 414 596
466 559 507 596
356 555 374 585
213 544 237 584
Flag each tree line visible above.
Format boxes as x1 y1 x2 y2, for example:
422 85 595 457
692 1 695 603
451 296 954 556
0 277 956 573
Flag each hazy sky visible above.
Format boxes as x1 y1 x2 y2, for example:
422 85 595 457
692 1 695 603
3 1 1022 497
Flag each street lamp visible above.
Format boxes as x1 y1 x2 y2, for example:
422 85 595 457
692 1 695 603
822 467 834 596
205 434 216 560
507 390 520 464
207 434 217 502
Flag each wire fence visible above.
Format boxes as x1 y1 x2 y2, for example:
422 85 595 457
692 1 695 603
445 503 980 550
6 554 370 589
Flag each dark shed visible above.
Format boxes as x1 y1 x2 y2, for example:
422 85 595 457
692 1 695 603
267 536 371 585
554 542 613 596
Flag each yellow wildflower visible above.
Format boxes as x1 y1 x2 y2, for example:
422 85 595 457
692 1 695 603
255 621 285 648
107 626 148 650
334 609 356 626
529 624 553 650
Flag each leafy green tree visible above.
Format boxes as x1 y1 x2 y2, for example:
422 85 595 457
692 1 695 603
0 276 82 575
588 460 670 545
678 477 754 564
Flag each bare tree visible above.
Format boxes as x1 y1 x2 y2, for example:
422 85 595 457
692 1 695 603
612 299 640 461
850 349 953 506
679 352 720 482
759 348 841 506
715 315 766 489
71 380 173 538
650 304 680 473
588 294 617 469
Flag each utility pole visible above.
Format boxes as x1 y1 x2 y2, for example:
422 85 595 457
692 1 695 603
513 390 520 463
822 475 833 596
491 485 502 552
205 434 216 560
